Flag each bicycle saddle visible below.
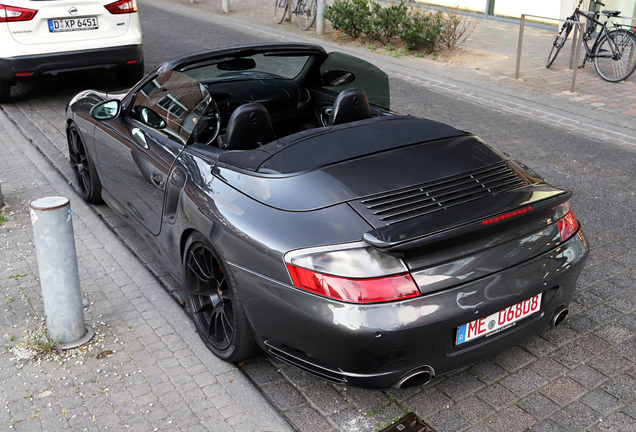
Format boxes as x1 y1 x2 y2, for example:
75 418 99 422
601 10 621 16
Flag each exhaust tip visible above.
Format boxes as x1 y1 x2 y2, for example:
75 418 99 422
396 366 434 389
552 306 569 327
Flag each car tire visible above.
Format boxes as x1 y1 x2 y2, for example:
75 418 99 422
183 232 260 362
0 80 10 103
67 123 104 204
116 61 145 87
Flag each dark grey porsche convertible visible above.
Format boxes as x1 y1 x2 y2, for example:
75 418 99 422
66 43 588 389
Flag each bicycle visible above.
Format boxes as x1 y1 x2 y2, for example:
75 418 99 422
274 0 318 30
546 0 636 82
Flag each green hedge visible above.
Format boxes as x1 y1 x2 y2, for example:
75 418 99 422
325 0 474 54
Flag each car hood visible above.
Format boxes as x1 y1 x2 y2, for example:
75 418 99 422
214 131 536 213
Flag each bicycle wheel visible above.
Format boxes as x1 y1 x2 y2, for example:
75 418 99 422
547 22 573 68
274 0 288 24
297 0 317 30
594 29 636 82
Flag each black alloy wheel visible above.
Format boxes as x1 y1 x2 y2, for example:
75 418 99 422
183 233 258 361
67 124 103 204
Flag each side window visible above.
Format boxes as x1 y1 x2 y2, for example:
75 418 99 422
319 52 390 110
132 71 212 144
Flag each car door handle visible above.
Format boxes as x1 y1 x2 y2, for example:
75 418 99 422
132 127 148 149
151 172 164 187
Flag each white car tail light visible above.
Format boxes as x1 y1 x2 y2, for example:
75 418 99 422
0 4 37 22
104 0 137 14
284 242 420 303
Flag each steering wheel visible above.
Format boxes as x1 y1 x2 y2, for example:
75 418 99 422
191 98 221 145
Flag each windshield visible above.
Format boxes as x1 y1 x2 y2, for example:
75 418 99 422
182 53 311 84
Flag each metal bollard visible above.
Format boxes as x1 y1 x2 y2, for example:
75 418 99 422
316 0 325 36
30 196 94 349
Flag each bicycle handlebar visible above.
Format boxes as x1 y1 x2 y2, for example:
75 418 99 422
579 0 605 8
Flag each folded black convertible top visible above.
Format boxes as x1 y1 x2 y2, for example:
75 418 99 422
217 116 465 175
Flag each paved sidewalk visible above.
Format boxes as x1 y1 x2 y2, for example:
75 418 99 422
0 109 292 431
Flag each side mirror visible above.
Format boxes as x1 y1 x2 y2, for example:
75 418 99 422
321 70 356 87
91 100 121 120
138 106 167 129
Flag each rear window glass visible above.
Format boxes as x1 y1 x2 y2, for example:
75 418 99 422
182 54 310 84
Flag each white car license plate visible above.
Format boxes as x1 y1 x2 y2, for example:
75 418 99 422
456 293 542 345
48 17 98 32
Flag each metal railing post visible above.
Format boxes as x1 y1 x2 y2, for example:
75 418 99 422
222 0 230 13
569 24 579 70
515 14 526 79
316 0 325 36
570 22 585 92
30 196 94 349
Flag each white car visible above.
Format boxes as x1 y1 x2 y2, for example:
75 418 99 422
0 0 143 102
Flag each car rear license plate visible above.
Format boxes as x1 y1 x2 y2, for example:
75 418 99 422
48 17 98 32
456 293 542 345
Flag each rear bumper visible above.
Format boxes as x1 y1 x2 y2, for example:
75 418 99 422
235 230 589 389
0 44 143 80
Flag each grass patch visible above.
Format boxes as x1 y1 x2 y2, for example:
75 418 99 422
11 323 60 361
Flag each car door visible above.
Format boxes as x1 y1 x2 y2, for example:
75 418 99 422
92 71 212 235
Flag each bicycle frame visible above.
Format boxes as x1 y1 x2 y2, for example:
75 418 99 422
287 0 303 16
275 0 316 30
568 7 622 63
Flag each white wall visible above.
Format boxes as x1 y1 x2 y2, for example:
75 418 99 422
494 0 560 21
413 0 487 13
560 0 579 20
602 0 636 25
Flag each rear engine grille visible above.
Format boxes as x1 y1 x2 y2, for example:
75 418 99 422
353 161 526 226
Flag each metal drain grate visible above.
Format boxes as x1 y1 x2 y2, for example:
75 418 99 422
378 413 439 432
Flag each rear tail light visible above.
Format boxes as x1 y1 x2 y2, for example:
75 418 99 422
0 4 38 22
104 0 137 14
284 242 420 303
482 206 533 225
555 203 579 241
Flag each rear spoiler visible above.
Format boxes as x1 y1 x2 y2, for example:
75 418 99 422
362 184 572 252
